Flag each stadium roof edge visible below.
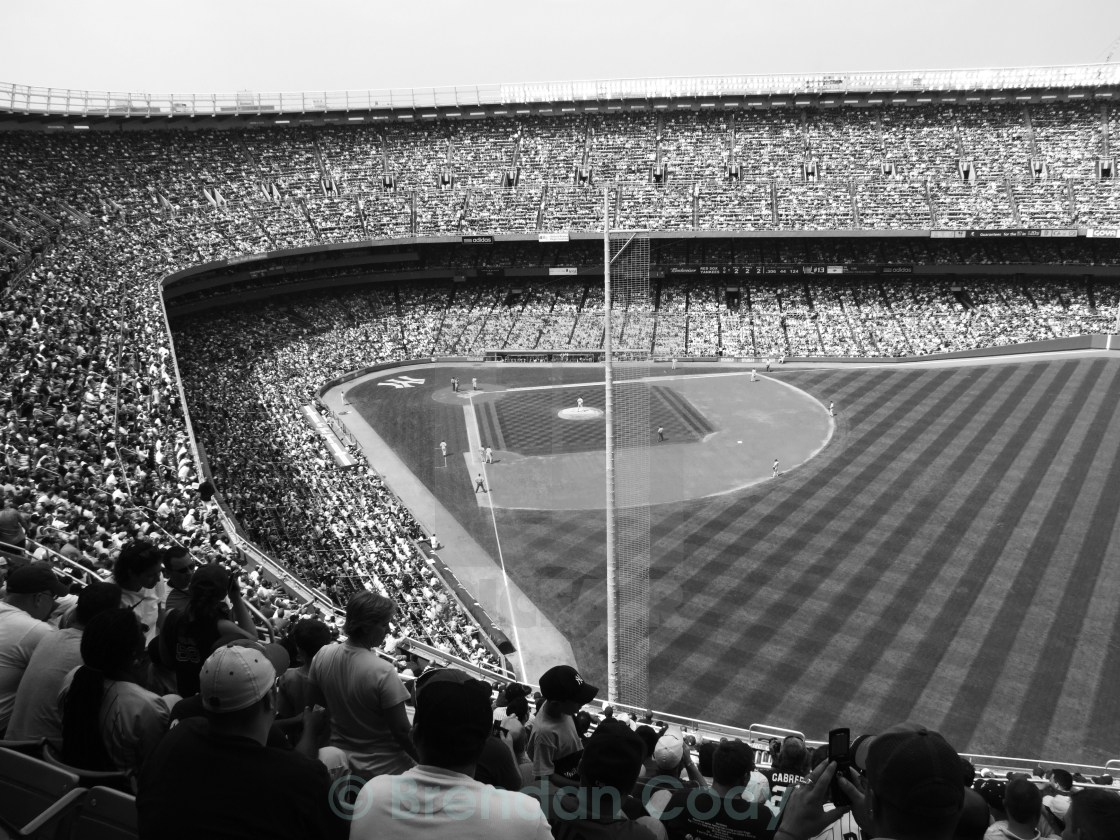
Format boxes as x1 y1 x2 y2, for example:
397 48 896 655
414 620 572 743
2 62 1120 120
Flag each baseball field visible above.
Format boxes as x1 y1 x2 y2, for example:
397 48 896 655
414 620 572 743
343 355 1120 765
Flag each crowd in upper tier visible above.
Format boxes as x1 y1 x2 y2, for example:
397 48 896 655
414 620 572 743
3 100 1120 284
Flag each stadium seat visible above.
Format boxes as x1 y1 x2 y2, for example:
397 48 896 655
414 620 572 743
67 787 138 840
0 747 85 839
41 744 131 795
0 739 44 758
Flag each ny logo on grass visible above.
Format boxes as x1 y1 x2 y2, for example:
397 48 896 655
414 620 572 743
378 376 426 389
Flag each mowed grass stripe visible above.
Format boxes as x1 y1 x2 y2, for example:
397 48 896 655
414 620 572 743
863 360 1105 729
854 361 1089 728
653 386 714 436
756 364 1038 727
1003 382 1120 762
1083 445 1120 751
651 369 965 706
704 367 1021 693
965 365 1120 755
717 363 1051 727
657 369 955 592
919 360 1112 745
767 361 1064 731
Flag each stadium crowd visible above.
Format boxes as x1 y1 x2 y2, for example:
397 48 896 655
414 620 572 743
4 568 1120 839
2 97 1120 837
2 101 1120 279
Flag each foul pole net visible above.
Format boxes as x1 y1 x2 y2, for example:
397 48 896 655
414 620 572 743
604 189 652 708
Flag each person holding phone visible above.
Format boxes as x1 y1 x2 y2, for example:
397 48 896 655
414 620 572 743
774 725 965 840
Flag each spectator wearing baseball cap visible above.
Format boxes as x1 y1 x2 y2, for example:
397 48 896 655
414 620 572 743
635 731 707 819
527 664 599 790
349 667 552 840
773 724 966 840
0 562 66 733
6 580 121 748
137 639 346 840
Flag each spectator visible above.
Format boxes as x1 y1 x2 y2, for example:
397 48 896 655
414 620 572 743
6 580 120 747
660 738 777 840
549 719 667 840
157 563 256 697
59 608 178 779
136 639 346 840
276 617 333 718
527 664 599 788
764 734 811 815
1041 769 1074 833
0 508 28 567
1059 788 1120 840
308 590 418 780
349 666 552 839
0 562 66 733
776 725 965 840
640 732 707 819
114 540 164 644
985 777 1058 840
161 545 196 615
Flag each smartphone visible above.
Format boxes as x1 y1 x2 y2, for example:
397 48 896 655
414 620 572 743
828 728 851 807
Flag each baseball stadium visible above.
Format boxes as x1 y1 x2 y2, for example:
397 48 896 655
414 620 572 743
2 52 1120 835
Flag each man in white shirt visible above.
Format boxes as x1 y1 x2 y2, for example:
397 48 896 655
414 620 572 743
0 563 66 734
349 667 552 840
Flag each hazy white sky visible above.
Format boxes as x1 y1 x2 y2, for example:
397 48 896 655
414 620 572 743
3 0 1119 94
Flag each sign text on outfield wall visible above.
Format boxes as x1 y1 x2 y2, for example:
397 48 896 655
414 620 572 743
461 235 494 244
539 232 570 242
549 267 578 276
933 228 1078 239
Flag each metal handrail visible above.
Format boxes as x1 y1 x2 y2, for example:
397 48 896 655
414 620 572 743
2 62 1119 117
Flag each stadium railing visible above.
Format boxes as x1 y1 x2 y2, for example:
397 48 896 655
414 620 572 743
3 62 1119 117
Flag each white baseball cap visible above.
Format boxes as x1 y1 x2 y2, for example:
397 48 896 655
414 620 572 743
199 640 290 713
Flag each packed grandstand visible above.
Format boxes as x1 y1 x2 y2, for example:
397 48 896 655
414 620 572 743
1 64 1119 837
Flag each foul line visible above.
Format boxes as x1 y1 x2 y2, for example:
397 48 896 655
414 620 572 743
465 396 525 681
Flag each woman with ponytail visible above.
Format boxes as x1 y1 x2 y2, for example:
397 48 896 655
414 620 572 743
60 608 179 781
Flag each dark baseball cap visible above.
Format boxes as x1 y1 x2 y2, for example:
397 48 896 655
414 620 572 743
580 719 646 791
539 664 599 705
6 563 68 597
189 564 229 597
866 726 965 816
413 668 494 757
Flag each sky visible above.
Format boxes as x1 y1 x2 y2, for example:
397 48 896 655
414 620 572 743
3 0 1120 95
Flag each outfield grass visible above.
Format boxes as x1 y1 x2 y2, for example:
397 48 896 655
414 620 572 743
354 358 1120 763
